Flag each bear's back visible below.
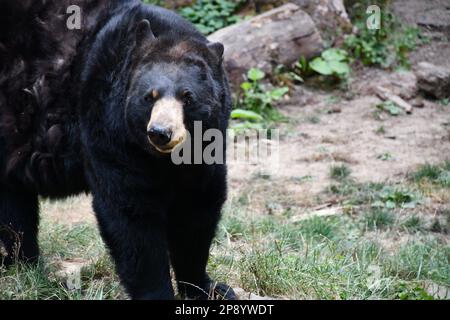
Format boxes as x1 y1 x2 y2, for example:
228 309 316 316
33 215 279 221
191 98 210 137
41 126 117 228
0 0 135 195
0 0 211 196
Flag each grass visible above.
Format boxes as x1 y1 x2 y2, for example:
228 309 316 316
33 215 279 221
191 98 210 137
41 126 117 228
212 205 449 299
361 209 395 230
412 161 450 188
0 217 124 300
212 159 449 300
401 215 424 232
1 162 449 300
329 164 351 181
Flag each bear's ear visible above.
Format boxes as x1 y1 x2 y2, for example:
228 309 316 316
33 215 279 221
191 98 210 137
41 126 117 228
207 42 224 62
135 19 155 43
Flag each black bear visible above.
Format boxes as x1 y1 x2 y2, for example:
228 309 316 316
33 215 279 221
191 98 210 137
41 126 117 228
0 0 235 300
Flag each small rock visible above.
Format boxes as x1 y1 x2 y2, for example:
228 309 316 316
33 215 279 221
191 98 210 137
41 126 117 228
54 258 91 290
414 62 450 99
327 106 342 114
410 97 425 108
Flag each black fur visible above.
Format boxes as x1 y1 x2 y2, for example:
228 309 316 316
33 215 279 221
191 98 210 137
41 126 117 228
0 0 234 300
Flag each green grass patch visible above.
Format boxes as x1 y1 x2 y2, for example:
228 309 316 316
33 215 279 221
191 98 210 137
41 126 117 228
412 161 450 188
361 208 395 231
401 215 425 232
0 217 124 300
2 175 449 300
328 180 420 210
209 191 450 299
329 164 351 181
386 239 450 284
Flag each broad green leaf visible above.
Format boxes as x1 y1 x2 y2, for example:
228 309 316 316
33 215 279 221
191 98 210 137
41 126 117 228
247 68 265 81
386 104 401 116
329 60 350 75
270 87 289 100
240 82 252 91
310 58 333 75
230 122 264 131
231 109 264 121
385 200 396 209
322 48 347 62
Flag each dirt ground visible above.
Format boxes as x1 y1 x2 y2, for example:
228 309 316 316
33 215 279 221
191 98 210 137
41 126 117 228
228 78 449 210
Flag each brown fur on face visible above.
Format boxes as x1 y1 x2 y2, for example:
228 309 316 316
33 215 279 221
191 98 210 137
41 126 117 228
147 98 187 153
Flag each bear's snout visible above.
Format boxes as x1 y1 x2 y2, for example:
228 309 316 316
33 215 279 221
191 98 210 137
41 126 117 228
147 97 187 153
147 124 172 147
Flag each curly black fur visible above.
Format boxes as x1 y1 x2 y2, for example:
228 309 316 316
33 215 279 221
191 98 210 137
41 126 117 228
0 0 234 300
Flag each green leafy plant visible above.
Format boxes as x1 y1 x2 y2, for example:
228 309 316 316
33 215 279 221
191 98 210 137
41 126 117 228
232 68 289 129
295 56 309 75
439 98 450 106
375 125 386 135
309 48 350 79
373 187 419 209
179 0 242 34
344 9 422 69
377 152 393 161
291 49 350 85
273 64 304 86
397 285 434 300
376 101 402 116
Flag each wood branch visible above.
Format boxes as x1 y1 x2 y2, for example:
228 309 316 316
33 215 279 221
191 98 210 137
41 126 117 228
208 3 323 87
376 86 413 114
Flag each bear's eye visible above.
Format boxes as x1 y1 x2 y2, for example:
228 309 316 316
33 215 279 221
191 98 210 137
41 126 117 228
144 89 159 102
182 90 193 106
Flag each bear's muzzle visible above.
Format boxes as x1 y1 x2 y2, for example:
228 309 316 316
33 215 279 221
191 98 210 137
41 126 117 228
147 98 187 153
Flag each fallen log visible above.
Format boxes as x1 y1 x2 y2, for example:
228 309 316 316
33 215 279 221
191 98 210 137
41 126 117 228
208 3 324 87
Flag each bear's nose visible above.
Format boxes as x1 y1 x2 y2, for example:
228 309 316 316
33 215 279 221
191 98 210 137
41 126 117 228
147 124 172 147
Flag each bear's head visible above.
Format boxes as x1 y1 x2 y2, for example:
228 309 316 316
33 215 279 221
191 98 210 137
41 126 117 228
125 19 227 155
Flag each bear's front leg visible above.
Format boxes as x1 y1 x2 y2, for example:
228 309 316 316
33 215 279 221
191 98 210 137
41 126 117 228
0 187 39 266
93 194 174 300
87 161 174 300
168 165 236 300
